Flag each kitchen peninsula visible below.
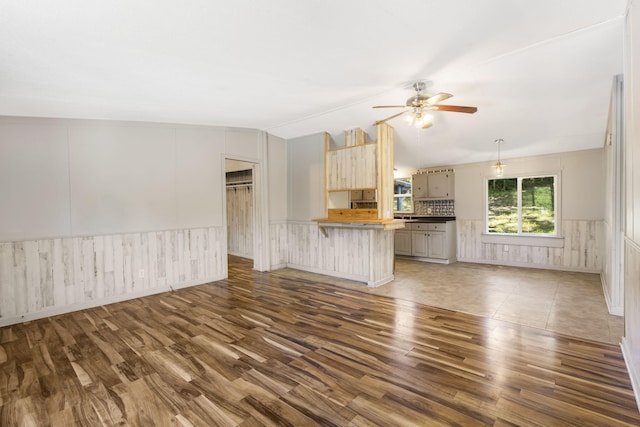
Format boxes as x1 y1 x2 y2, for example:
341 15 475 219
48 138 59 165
313 123 404 287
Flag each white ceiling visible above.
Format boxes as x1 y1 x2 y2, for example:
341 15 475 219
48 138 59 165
0 1 626 174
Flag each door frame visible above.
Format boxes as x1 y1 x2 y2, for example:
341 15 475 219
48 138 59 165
223 154 270 274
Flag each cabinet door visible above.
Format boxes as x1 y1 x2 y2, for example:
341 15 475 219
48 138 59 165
427 173 452 198
394 230 412 256
427 231 447 259
411 231 428 257
412 174 429 199
362 189 376 201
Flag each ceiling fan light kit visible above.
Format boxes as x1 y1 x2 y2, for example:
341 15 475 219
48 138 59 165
373 81 477 128
404 108 433 128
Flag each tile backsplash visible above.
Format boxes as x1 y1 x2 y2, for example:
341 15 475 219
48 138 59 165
414 199 455 216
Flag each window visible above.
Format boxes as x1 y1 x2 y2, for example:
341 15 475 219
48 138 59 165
394 177 413 213
487 175 557 235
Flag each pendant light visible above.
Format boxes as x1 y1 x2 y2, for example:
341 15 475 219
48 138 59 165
494 139 505 176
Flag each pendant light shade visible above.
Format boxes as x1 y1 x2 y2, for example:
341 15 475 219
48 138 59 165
494 139 505 176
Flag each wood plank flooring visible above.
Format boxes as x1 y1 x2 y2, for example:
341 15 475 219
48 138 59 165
1 256 639 426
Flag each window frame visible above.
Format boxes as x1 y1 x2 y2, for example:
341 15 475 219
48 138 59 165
393 176 413 213
485 172 561 237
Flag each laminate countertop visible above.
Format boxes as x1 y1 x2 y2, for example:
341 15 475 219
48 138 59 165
394 216 456 223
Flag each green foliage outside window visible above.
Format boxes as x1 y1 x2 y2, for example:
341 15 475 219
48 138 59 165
488 176 555 234
488 178 518 233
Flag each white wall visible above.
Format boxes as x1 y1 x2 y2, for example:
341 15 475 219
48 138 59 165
602 75 624 316
278 131 325 270
0 116 265 326
176 127 226 228
268 134 289 269
0 119 71 240
0 117 249 239
287 132 325 221
622 0 640 409
268 134 288 221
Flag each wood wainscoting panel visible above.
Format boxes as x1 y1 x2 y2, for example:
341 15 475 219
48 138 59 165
269 221 289 269
0 255 638 426
457 219 603 271
0 226 226 326
286 222 395 286
370 228 394 286
287 221 370 280
623 238 640 409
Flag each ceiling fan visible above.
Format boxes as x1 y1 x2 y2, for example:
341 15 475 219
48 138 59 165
373 82 477 129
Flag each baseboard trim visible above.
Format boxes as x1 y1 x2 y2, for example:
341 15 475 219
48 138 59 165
228 251 253 259
368 275 394 288
286 263 368 285
270 263 287 270
456 257 601 274
601 273 624 316
0 275 225 328
621 337 640 412
396 255 455 265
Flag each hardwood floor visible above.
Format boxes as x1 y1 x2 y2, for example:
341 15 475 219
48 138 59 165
1 255 639 426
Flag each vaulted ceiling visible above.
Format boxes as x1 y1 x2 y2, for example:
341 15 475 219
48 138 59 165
0 1 626 173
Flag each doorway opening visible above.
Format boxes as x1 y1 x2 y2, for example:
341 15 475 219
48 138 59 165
225 159 255 262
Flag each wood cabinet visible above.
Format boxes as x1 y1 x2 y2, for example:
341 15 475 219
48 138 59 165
427 230 446 258
412 173 429 199
363 189 376 201
428 172 454 199
412 171 454 200
411 229 428 257
321 124 396 221
395 221 457 263
394 229 412 256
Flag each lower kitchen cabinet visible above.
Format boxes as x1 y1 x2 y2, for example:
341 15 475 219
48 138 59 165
395 220 456 263
427 231 446 258
411 230 428 257
394 229 412 256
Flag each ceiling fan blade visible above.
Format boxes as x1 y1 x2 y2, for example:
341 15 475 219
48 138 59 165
430 105 478 114
426 92 453 105
375 110 409 124
372 105 407 109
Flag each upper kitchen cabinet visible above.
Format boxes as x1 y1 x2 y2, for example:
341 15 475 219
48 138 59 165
323 123 395 220
412 170 455 200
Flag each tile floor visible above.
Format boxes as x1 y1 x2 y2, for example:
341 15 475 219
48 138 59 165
274 258 623 345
